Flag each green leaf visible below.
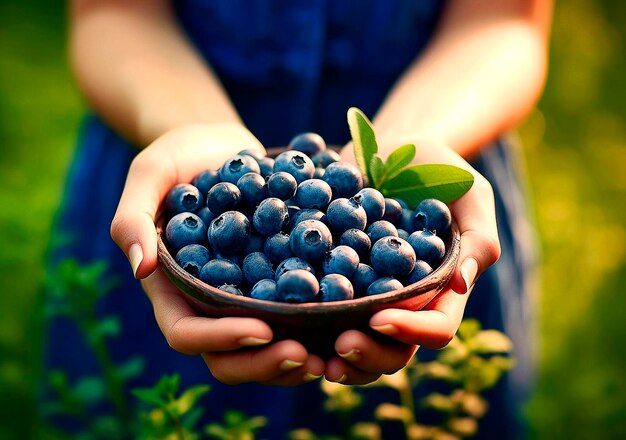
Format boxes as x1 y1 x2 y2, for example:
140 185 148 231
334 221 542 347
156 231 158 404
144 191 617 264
116 356 145 381
468 330 513 354
381 164 474 208
381 143 416 182
457 319 482 341
132 388 167 408
347 107 378 183
73 376 106 404
169 384 210 415
369 155 385 188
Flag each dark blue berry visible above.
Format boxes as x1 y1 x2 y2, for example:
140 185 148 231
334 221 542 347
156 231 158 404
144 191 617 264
290 208 328 229
367 220 399 245
406 260 434 284
166 212 207 252
326 197 367 233
275 257 316 281
319 274 354 302
366 277 403 296
295 179 333 210
289 219 333 262
351 263 379 296
253 197 289 235
175 244 211 278
165 183 202 214
397 228 410 241
383 198 404 226
258 156 275 178
191 169 220 197
266 171 298 201
407 230 446 267
311 149 341 168
206 182 241 215
218 284 244 295
263 232 293 264
242 252 275 286
322 161 363 199
196 207 217 227
339 228 371 260
237 172 267 207
199 258 243 287
208 210 251 254
413 198 452 235
243 232 266 255
400 208 415 233
276 269 319 303
273 150 315 183
288 132 327 157
322 245 360 278
355 188 385 223
238 149 265 161
250 279 280 301
219 154 261 184
370 236 416 278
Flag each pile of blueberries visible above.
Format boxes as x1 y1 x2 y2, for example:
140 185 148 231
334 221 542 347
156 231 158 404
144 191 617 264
163 133 452 303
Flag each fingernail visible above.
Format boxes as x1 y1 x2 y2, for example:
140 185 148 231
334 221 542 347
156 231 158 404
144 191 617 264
371 324 398 335
279 359 304 371
336 374 348 384
460 258 478 293
238 337 271 347
338 348 362 362
128 243 143 278
303 372 323 382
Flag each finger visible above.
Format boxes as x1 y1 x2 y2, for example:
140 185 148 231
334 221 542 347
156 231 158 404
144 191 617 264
324 356 382 386
202 339 312 385
369 287 470 349
142 267 273 354
111 124 264 279
262 354 325 386
334 330 417 375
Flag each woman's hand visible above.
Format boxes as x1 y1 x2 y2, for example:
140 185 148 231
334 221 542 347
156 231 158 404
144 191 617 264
328 141 501 385
110 123 325 385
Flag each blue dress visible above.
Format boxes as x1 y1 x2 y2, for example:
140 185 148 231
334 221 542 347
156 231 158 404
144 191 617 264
43 1 537 438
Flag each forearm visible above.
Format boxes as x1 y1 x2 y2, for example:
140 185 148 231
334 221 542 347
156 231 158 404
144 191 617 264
373 0 553 159
69 0 241 147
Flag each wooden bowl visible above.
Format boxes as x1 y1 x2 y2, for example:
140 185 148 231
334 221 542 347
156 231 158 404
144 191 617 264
156 220 460 358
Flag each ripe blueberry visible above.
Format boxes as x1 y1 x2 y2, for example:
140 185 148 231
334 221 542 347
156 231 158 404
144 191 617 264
289 219 333 262
339 228 371 260
275 257 316 281
355 188 385 223
276 269 319 303
322 161 363 199
406 260 434 284
288 132 327 157
219 154 261 184
322 245 360 278
319 274 354 302
236 172 267 207
206 182 241 215
175 244 211 278
407 229 446 267
253 197 289 235
208 210 251 254
263 232 294 264
199 258 243 287
242 252 275 286
273 150 315 183
351 263 379 296
413 198 452 235
370 236 416 278
165 183 202 214
191 169 220 198
250 279 280 301
326 197 367 233
266 171 298 201
366 277 403 296
166 212 207 252
295 179 333 210
367 220 399 245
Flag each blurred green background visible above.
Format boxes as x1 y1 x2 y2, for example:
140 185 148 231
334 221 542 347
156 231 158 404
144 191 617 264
1 0 625 438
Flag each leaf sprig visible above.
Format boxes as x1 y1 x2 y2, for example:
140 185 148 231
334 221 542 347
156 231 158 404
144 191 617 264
347 107 474 209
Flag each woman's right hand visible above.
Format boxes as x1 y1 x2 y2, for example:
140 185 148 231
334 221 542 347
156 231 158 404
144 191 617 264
110 123 325 385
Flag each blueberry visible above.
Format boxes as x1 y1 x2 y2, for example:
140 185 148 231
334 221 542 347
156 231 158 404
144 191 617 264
242 252 275 286
406 260 434 284
191 169 220 197
219 154 261 184
275 257 316 281
313 167 325 179
288 132 327 157
273 150 315 183
383 197 404 226
295 179 332 210
290 208 328 229
174 244 211 278
311 149 341 168
218 284 244 296
243 232 266 255
407 230 446 267
351 263 379 296
289 219 333 262
213 252 243 267
370 236 416 278
355 188 385 223
238 149 266 161
339 228 371 260
400 208 415 233
206 182 241 215
319 274 354 302
250 279 280 301
322 161 363 199
236 172 267 207
326 197 367 233
413 198 452 235
397 228 410 241
199 258 243 287
322 245 360 278
266 171 298 201
165 183 202 214
366 277 403 296
196 206 217 227
367 220 399 245
208 210 251 254
276 269 319 303
165 212 207 252
263 232 294 264
253 197 289 235
258 157 275 178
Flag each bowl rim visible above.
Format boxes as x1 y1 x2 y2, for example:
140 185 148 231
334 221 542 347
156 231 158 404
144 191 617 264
156 219 460 316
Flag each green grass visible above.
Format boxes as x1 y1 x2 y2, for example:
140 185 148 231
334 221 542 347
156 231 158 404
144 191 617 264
0 0 625 439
